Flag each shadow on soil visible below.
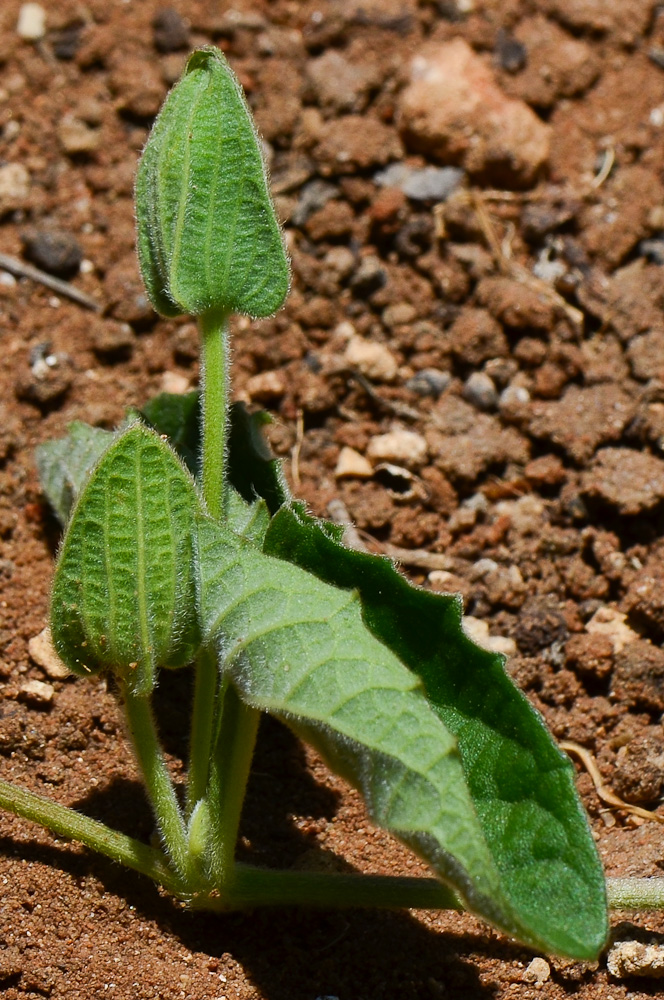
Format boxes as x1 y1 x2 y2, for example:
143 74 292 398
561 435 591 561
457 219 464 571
0 713 542 1000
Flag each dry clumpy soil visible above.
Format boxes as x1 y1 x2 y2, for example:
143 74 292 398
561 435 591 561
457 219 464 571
3 0 664 997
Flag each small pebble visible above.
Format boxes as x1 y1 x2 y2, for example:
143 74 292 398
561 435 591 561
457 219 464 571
374 163 465 202
382 302 417 327
335 446 373 478
246 369 286 401
462 371 499 411
18 678 55 706
406 368 451 398
499 382 530 420
91 319 134 359
28 627 69 679
344 336 398 382
22 228 83 278
469 558 499 581
495 495 545 535
17 344 73 407
292 180 337 226
495 29 527 73
161 371 190 395
348 255 387 297
152 8 189 52
462 616 517 656
58 115 100 155
367 429 428 468
16 3 46 40
522 957 551 985
324 246 355 280
586 606 638 653
0 162 30 214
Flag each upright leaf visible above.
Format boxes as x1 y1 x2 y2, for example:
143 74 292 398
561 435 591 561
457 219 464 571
135 46 289 319
51 424 201 695
36 421 115 525
196 516 547 949
262 504 609 959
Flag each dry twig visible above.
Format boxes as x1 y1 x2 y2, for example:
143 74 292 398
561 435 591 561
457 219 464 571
0 251 100 312
560 740 664 826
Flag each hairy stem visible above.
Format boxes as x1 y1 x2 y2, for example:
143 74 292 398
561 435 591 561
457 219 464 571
207 682 260 886
0 777 183 895
186 646 219 819
199 308 230 520
122 686 190 880
195 864 463 912
606 877 664 910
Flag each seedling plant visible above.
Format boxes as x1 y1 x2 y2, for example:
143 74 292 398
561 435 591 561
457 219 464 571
0 48 660 962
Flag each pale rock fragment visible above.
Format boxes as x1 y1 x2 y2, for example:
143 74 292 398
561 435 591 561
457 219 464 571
160 371 190 395
16 3 46 40
462 616 517 656
335 446 373 479
522 957 551 985
19 679 55 706
0 163 30 215
58 116 100 155
367 428 428 468
344 336 398 382
246 370 287 401
398 38 550 186
607 940 664 978
485 564 527 609
586 606 638 653
496 494 545 535
28 626 69 679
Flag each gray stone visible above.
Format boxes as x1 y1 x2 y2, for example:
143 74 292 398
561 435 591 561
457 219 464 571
375 163 465 201
406 368 451 398
462 372 499 411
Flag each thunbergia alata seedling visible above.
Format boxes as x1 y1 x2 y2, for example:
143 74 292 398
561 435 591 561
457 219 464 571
0 47 660 960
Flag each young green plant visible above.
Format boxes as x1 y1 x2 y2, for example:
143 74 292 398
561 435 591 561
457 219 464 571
0 46 658 961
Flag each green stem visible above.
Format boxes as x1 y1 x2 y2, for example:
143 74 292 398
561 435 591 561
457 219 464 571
199 308 230 520
122 686 190 880
4 775 664 916
606 877 664 910
186 646 219 819
207 683 260 886
195 864 462 912
0 777 183 896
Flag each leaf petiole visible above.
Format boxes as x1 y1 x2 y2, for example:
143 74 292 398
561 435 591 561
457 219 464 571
122 685 190 880
199 308 231 520
0 777 184 896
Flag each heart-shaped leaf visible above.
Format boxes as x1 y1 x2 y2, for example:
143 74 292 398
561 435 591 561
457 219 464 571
50 424 201 695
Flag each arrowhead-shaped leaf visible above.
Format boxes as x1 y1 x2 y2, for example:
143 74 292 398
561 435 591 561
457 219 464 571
50 424 201 695
196 515 549 948
261 504 608 959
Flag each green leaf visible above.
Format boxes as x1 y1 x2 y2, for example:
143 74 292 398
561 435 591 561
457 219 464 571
50 424 201 696
227 402 290 514
261 504 609 959
36 421 114 525
141 391 201 477
196 515 545 949
141 394 289 513
135 46 290 319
